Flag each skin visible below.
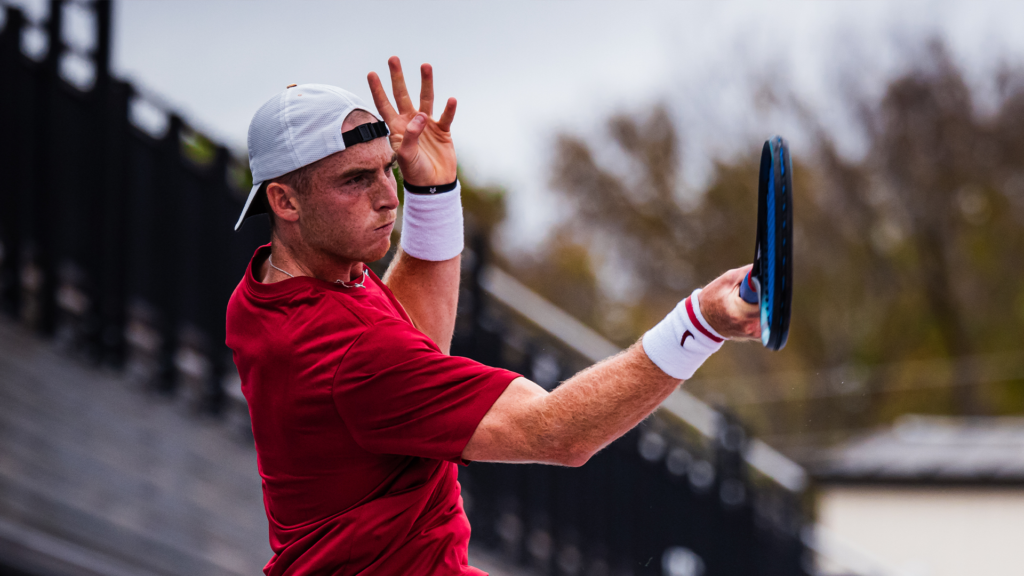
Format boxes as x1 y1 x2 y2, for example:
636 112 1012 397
260 57 460 353
260 56 761 467
462 266 760 466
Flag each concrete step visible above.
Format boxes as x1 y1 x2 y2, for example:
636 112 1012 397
0 318 271 575
0 317 529 576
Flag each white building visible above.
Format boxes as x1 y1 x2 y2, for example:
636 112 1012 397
810 415 1024 576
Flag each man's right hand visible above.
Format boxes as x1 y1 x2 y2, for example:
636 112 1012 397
698 265 761 341
367 57 458 187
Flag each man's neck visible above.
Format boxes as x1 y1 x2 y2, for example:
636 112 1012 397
261 235 364 285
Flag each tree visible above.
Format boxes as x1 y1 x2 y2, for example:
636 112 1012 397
509 41 1024 445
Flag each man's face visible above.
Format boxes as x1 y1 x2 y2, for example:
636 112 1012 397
297 133 399 264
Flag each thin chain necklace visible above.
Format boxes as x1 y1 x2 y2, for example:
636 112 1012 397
335 270 369 289
268 254 368 289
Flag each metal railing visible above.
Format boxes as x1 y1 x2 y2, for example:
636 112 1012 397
0 2 810 574
454 241 808 575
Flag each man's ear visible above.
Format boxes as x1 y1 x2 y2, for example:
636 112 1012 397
265 181 301 224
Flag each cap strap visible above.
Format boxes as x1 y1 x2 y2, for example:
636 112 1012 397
342 121 390 148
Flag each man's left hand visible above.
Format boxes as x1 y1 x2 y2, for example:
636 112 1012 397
368 57 458 187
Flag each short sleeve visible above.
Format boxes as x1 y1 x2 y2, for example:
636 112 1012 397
333 318 519 462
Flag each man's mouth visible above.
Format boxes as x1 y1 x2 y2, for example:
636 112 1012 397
375 221 395 232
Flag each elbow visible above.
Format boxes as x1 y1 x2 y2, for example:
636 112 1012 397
531 433 593 467
563 453 592 468
556 444 595 468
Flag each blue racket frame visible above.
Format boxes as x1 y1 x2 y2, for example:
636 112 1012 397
738 136 793 351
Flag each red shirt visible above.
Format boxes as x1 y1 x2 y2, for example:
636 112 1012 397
226 244 517 575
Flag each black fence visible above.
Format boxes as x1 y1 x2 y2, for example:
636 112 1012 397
452 247 808 576
0 2 809 575
0 0 268 413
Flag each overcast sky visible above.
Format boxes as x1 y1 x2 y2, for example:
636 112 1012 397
9 0 1024 245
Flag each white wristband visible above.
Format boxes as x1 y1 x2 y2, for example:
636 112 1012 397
641 288 726 380
400 181 464 261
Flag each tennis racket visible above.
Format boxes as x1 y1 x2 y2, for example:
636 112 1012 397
738 136 793 351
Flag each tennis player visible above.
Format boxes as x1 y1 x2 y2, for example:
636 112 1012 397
226 57 760 576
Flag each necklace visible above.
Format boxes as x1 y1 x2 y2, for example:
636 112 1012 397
268 254 368 289
268 254 294 278
335 269 369 289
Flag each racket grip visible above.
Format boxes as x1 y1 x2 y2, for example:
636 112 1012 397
739 272 758 304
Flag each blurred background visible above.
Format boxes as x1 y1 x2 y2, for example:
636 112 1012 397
0 1 1022 575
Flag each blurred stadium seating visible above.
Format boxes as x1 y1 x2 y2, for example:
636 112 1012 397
0 2 810 575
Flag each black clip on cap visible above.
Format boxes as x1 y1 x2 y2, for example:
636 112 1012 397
343 121 390 148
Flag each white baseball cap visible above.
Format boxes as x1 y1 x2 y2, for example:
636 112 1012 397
235 83 388 230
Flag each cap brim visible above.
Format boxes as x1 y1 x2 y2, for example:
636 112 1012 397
234 181 266 231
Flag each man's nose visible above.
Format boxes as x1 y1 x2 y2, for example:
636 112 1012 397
373 172 399 210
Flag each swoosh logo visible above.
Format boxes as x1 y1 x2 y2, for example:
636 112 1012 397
680 330 693 348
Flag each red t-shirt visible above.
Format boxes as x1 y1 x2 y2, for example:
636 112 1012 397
226 244 517 575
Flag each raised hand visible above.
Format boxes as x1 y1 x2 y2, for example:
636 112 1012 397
367 57 458 187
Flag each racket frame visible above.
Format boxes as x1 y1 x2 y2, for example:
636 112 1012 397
753 136 793 351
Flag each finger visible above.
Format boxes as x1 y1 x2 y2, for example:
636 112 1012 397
398 113 428 164
731 264 753 280
367 72 398 124
724 264 754 290
388 56 415 114
419 63 434 117
748 318 761 339
437 97 457 132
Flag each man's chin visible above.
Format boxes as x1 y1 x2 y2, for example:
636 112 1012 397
312 240 389 267
366 239 392 264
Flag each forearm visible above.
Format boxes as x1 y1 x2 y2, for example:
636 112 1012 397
528 343 680 465
463 342 680 466
464 283 745 466
383 248 460 355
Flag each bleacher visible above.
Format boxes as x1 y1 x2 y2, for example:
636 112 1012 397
0 2 810 574
0 318 268 575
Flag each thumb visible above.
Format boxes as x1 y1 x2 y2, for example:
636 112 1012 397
398 113 428 165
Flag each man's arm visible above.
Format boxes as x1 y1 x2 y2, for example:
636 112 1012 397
463 266 760 465
462 345 674 466
382 249 460 355
368 57 461 353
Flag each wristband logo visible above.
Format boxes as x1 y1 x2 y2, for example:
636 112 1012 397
681 330 693 348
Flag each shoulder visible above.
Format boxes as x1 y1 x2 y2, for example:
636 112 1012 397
316 288 395 330
227 278 369 340
339 316 441 367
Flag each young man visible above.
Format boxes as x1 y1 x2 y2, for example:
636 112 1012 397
226 57 759 576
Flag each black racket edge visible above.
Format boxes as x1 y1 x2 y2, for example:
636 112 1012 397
752 140 771 286
754 141 772 347
739 137 794 351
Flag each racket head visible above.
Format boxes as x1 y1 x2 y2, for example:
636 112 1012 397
754 136 793 350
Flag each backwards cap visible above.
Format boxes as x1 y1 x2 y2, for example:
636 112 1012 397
235 84 388 230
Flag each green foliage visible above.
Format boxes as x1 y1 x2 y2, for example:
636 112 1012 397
393 166 405 205
229 160 253 196
506 41 1024 445
459 174 507 238
180 129 216 166
502 230 601 335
